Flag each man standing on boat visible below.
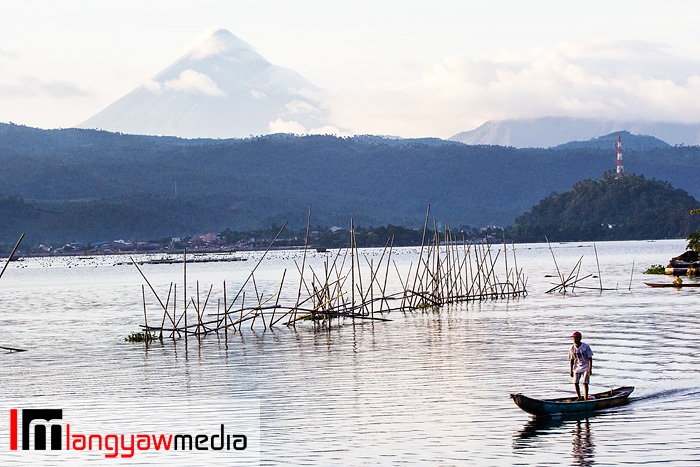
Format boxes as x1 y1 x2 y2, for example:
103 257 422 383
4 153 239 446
569 331 594 401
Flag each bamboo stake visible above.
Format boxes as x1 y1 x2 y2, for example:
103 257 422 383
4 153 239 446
200 284 213 333
226 222 288 314
142 285 148 332
503 232 508 288
381 235 394 312
229 294 277 328
350 219 355 314
196 280 201 335
173 284 177 338
270 269 287 327
545 236 566 292
239 292 245 332
0 233 24 281
594 243 603 291
628 260 634 291
131 258 172 318
287 292 347 324
158 282 175 338
295 206 312 315
221 281 228 329
353 226 364 315
183 248 188 342
511 241 521 294
410 205 430 308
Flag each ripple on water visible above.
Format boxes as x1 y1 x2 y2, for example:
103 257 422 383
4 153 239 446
0 240 699 465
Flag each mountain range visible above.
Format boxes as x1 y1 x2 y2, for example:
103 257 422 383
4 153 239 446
450 117 700 148
1 123 699 245
75 28 700 149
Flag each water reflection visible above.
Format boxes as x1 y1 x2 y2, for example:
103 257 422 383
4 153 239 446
514 416 566 444
572 419 594 466
514 415 595 466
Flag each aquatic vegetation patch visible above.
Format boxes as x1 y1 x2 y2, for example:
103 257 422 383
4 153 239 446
644 264 666 275
124 332 159 342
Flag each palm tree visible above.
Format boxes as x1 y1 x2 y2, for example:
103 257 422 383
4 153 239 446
689 209 700 252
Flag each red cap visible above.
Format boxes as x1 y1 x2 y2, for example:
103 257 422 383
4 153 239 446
572 331 582 338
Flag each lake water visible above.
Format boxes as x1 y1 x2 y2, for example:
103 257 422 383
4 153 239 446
1 239 699 466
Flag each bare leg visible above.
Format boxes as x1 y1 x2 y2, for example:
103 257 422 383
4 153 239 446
574 382 582 401
583 383 589 400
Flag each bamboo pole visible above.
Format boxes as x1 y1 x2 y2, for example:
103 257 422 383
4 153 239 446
270 269 287 327
594 243 603 291
229 294 277 328
158 282 174 338
173 284 177 338
511 241 521 294
221 280 228 330
0 233 24 281
545 236 566 292
353 226 364 315
295 206 312 316
628 260 634 291
503 232 508 288
200 284 213 333
226 222 288 315
239 292 245 332
142 285 148 332
381 234 394 312
287 292 347 324
131 258 172 319
410 205 430 308
570 257 583 294
350 219 355 314
196 280 201 335
183 248 188 342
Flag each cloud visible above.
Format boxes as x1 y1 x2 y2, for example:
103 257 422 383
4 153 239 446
330 40 700 137
268 118 306 134
185 27 234 60
0 48 17 61
308 125 347 136
0 76 90 98
267 119 346 136
145 70 224 96
283 99 318 116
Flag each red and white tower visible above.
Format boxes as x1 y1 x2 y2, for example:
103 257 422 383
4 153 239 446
615 135 624 178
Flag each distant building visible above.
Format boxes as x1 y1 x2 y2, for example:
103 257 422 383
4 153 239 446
201 232 217 243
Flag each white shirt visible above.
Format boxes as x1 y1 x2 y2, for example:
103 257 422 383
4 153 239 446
569 342 593 373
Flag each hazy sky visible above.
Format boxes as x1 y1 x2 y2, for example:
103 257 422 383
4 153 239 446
3 0 700 137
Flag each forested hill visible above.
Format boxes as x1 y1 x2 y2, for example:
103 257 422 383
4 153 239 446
509 173 699 242
553 130 670 150
0 123 699 245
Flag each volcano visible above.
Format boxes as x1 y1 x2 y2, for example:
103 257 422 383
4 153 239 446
79 28 333 138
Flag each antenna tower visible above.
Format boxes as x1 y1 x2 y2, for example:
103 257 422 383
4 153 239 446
615 135 624 178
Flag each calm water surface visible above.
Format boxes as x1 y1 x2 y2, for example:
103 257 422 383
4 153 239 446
1 239 699 466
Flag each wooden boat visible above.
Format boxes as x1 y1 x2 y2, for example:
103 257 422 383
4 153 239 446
511 386 634 416
645 282 700 288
